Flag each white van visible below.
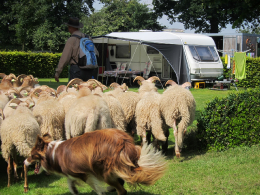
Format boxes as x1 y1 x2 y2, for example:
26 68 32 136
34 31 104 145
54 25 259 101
93 31 223 84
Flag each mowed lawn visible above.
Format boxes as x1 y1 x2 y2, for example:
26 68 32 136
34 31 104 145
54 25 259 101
0 79 259 195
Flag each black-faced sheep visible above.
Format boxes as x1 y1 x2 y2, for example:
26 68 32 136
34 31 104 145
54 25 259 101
160 80 196 157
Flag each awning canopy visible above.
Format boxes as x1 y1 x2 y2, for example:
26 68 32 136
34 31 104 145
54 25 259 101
93 32 213 84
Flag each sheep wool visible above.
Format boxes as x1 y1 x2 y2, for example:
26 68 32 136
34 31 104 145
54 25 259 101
65 94 112 139
1 106 40 161
160 84 196 150
33 98 65 140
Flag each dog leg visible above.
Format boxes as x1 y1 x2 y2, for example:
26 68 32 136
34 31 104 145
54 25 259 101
67 178 78 195
107 178 125 192
105 177 127 195
86 174 106 195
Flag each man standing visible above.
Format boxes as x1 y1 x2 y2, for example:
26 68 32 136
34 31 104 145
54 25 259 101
55 17 98 82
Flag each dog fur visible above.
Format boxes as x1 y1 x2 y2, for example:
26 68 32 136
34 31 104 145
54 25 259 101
24 129 167 195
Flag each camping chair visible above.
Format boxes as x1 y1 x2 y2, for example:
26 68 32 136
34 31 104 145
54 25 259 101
143 61 152 79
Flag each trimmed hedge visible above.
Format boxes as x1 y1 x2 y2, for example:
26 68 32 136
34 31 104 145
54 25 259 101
221 56 260 88
197 88 260 151
0 51 68 78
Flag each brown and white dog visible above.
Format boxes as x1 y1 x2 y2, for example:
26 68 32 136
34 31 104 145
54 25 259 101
24 129 167 195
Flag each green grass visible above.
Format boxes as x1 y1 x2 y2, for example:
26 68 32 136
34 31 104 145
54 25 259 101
0 80 257 195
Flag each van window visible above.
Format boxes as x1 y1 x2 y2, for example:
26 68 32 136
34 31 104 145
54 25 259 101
189 45 219 62
116 45 131 58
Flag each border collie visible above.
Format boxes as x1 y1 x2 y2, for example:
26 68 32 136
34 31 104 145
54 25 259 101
24 129 167 195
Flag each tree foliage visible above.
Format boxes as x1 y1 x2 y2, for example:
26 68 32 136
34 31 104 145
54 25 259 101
152 0 260 33
0 0 94 51
82 0 165 36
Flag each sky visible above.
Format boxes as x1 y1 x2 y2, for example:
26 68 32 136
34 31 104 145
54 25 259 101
93 0 239 34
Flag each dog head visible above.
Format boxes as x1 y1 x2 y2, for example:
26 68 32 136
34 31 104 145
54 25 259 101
24 133 52 174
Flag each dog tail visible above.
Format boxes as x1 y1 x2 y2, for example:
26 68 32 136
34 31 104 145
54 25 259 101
115 143 167 186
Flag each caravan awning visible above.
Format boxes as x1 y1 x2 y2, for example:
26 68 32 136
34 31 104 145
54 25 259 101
93 32 215 84
102 32 183 45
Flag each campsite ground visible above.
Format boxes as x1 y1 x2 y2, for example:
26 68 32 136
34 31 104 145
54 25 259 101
0 79 259 195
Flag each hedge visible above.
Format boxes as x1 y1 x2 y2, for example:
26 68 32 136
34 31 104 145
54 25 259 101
221 56 260 88
196 88 260 151
0 51 68 78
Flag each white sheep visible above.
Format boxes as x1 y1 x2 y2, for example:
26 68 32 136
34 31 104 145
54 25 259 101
65 79 112 139
133 76 166 146
160 80 196 157
32 87 65 140
106 82 140 135
0 93 9 110
0 99 40 191
88 80 127 132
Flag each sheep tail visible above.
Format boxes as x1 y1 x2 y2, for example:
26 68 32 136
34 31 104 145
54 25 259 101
114 143 167 186
84 108 99 132
151 109 166 141
177 106 190 148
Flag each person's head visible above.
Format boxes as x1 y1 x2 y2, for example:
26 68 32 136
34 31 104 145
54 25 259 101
64 17 83 34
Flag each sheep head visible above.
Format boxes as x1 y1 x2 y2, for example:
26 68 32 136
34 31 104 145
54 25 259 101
66 78 84 91
7 88 23 99
181 82 192 89
147 76 160 83
133 76 145 85
165 80 177 86
109 82 120 90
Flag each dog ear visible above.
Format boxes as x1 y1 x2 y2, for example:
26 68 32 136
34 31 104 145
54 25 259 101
42 133 52 142
36 135 46 151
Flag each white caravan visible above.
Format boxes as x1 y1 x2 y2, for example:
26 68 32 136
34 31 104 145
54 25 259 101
93 31 223 84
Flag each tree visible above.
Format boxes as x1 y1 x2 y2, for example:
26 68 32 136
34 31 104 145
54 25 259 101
152 0 260 33
82 0 165 36
0 0 94 51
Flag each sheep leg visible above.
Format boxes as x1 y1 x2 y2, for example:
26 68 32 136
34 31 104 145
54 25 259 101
24 164 29 192
142 130 147 146
12 150 19 182
7 156 12 187
173 120 180 158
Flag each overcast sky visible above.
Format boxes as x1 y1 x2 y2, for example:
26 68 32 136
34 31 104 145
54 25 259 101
93 0 238 34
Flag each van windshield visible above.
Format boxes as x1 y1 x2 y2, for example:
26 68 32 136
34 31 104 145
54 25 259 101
189 45 219 62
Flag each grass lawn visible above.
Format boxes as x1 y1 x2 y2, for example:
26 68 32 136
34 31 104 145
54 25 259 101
0 80 258 195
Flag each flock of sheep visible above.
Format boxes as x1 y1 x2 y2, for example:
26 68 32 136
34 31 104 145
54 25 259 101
0 72 196 190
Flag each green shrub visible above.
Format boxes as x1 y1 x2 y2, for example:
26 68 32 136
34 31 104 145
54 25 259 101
197 88 260 151
0 51 68 78
221 56 260 88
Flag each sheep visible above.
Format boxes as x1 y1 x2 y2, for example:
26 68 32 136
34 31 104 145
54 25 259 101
0 99 40 192
3 98 35 119
32 87 65 140
133 76 166 146
65 79 112 139
57 85 78 115
0 93 9 110
87 79 127 132
159 80 196 157
106 82 140 135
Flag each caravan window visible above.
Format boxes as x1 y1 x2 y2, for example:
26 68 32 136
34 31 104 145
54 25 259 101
189 46 219 62
116 45 131 58
147 46 159 54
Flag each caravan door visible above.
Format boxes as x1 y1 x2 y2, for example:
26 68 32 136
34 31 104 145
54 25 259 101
185 45 223 81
